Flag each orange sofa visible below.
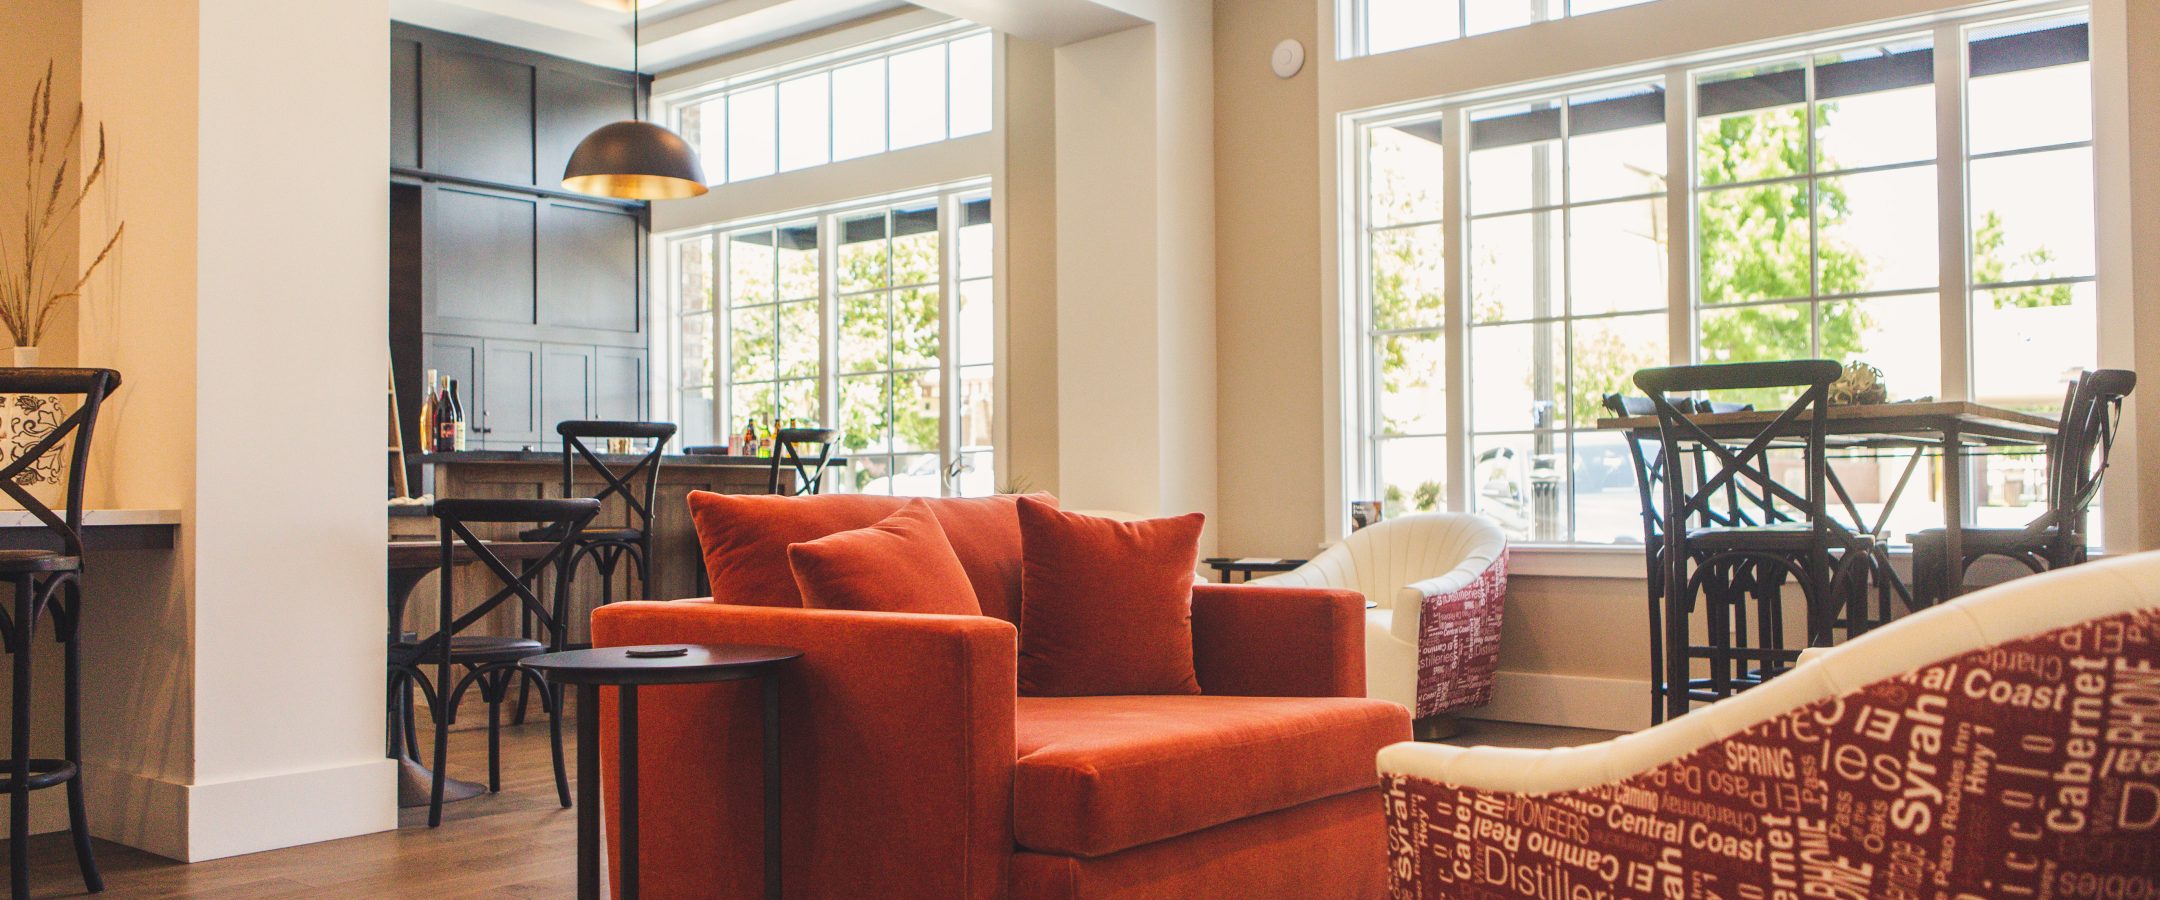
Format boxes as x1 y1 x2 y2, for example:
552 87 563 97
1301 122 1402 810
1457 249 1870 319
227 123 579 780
589 494 1410 899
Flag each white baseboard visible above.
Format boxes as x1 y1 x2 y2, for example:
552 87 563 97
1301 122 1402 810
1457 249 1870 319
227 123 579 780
86 757 399 862
1475 670 1653 733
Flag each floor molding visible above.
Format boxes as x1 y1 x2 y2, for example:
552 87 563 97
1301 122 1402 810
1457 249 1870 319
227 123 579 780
86 758 399 862
1475 670 1652 734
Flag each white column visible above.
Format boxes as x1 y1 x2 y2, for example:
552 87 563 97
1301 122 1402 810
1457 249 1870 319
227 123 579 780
79 0 396 861
1051 1 1216 536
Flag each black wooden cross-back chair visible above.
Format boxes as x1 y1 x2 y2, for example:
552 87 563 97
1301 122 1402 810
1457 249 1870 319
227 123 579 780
1908 368 2136 605
394 497 599 827
0 367 117 897
529 420 676 626
766 426 840 495
1635 360 1874 722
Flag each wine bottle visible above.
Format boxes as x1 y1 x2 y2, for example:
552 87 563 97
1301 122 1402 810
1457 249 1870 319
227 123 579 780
418 369 438 455
447 378 468 452
740 419 756 457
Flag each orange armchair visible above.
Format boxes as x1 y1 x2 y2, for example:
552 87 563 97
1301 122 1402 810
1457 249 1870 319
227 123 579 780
592 578 1406 899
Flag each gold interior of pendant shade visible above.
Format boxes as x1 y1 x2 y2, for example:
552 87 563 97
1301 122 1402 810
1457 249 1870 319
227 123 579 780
561 171 708 200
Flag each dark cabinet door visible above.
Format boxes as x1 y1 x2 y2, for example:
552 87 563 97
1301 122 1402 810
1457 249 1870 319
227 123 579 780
538 201 640 333
392 38 421 169
480 339 542 448
420 45 534 185
596 346 648 423
421 335 482 451
541 343 597 435
537 68 634 190
428 185 536 325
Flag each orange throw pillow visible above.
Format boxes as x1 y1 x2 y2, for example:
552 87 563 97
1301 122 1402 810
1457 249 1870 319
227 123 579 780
788 499 984 616
1016 497 1206 696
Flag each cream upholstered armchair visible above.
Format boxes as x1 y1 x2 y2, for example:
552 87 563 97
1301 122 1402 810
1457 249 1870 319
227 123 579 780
1252 513 1508 737
1377 550 2160 897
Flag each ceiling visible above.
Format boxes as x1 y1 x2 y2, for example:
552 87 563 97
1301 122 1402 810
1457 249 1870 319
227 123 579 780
389 0 915 72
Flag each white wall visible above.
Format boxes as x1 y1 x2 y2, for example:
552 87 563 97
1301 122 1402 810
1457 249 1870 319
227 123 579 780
79 0 396 861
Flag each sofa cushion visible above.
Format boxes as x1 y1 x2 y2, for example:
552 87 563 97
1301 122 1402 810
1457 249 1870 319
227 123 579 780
1016 499 1205 696
788 498 983 616
1011 695 1410 858
686 491 1049 621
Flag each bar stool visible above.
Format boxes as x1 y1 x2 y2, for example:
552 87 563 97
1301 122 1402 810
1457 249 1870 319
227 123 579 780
392 497 599 827
766 427 839 495
1635 361 1876 722
529 421 675 634
0 367 119 897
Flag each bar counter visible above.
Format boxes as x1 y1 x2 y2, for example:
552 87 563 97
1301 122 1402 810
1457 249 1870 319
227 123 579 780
396 450 830 646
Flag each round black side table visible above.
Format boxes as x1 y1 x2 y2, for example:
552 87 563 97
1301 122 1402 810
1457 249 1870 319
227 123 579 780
523 644 802 900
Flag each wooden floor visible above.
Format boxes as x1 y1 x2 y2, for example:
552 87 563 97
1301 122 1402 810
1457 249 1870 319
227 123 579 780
9 719 587 899
2 716 1619 898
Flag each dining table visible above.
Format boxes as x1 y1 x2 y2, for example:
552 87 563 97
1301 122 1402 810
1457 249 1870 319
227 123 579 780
1596 399 2059 608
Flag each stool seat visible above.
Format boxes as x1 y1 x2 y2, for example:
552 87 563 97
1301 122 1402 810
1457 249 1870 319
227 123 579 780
0 549 80 575
397 634 548 665
1683 523 1835 551
518 525 644 545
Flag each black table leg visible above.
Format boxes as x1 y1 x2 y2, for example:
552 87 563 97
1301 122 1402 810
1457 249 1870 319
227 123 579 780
577 683 600 900
763 673 781 900
620 684 639 899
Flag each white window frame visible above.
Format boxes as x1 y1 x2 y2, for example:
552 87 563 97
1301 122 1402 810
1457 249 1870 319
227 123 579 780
661 179 996 497
1340 2 2107 550
659 23 992 187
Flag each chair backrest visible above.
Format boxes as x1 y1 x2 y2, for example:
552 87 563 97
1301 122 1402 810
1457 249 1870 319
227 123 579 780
1249 512 1507 613
415 497 600 661
556 420 675 536
767 426 839 495
0 368 121 558
1634 360 1846 550
2045 368 2135 530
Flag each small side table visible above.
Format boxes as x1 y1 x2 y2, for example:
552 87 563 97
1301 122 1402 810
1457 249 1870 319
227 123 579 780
1203 557 1308 584
523 644 803 900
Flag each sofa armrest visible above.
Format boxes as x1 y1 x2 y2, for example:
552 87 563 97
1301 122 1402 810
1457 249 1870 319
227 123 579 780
590 600 1017 900
1190 583 1366 698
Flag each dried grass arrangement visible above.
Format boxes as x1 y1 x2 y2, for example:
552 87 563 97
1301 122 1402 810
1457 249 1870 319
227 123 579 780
1 62 123 351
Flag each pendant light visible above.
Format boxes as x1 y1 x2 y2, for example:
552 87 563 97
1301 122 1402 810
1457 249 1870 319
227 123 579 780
562 1 707 200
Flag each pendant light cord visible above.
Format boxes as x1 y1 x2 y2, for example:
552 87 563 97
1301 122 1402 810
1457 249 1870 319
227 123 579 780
631 3 641 122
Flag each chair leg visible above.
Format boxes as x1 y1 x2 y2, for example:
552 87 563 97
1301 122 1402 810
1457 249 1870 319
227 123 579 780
61 606 103 894
428 687 451 828
538 675 571 808
487 675 503 794
11 578 34 900
403 678 421 760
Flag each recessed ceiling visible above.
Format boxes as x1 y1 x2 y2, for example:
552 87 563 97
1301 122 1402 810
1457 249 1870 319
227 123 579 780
390 0 914 72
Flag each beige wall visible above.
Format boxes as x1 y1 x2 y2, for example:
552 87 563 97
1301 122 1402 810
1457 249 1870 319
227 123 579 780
1 1 83 366
1211 0 1324 558
0 0 84 836
998 35 1062 494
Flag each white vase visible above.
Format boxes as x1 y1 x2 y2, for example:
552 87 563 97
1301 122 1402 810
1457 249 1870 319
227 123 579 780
0 346 68 511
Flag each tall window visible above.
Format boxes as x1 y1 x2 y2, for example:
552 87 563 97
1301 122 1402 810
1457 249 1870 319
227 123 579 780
1467 83 1668 543
670 27 992 186
667 186 996 497
1692 39 1942 408
1345 0 1657 58
1350 9 2100 544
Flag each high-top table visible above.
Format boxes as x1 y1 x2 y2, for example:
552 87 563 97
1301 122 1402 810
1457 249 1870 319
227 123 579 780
1596 400 2059 605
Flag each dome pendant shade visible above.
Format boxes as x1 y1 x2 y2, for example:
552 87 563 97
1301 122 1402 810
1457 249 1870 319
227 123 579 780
562 120 708 200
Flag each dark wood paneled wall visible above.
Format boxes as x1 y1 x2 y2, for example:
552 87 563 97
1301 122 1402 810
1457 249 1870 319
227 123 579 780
390 22 653 457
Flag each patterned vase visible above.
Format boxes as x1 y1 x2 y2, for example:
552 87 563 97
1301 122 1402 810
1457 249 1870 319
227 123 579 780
1 346 70 511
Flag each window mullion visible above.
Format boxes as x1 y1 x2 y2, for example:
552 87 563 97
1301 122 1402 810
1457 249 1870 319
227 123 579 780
1443 105 1470 513
1665 65 1694 365
1934 22 1973 403
939 193 962 495
819 213 839 439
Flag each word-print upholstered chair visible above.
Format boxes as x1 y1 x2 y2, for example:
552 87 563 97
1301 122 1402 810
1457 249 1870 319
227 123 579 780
1376 550 2160 897
1252 512 1508 739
